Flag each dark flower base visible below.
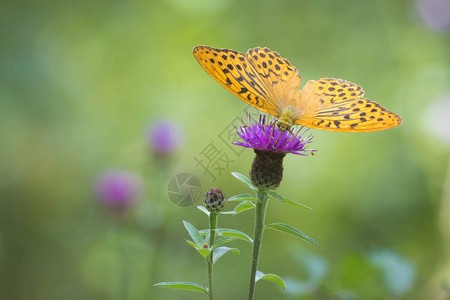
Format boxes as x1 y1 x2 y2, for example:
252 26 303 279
250 149 286 189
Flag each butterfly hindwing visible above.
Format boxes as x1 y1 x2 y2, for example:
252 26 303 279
297 78 402 132
193 46 276 114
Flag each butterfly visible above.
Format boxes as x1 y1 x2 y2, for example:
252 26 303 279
193 46 402 133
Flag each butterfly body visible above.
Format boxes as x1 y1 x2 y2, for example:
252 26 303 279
277 107 296 132
193 46 402 133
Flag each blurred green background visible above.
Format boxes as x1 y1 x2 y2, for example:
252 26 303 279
1 0 450 299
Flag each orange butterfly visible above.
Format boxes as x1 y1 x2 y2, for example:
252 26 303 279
193 46 402 132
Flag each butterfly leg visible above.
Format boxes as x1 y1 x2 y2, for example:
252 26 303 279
277 127 298 148
285 128 298 143
263 122 277 148
273 131 282 147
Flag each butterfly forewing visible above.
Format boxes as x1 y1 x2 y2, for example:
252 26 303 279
193 46 275 114
246 47 303 114
246 47 300 84
297 78 402 132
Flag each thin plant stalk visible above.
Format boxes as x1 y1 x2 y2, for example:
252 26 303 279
248 189 269 300
207 212 218 300
120 242 128 300
115 223 129 300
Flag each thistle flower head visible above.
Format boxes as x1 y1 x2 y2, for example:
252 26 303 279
234 113 315 190
233 114 315 156
95 171 141 212
148 120 184 155
417 0 450 32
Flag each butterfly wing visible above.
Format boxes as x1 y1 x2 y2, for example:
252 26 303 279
193 46 277 116
296 78 402 132
246 47 302 111
246 47 300 85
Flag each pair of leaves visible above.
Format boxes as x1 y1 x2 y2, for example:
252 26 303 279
197 200 255 216
231 172 313 211
231 173 318 246
184 221 240 263
153 270 286 294
198 228 253 244
198 205 315 246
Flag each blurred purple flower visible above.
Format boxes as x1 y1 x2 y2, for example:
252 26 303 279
147 120 184 154
234 114 315 156
424 92 450 145
95 171 141 211
417 0 450 31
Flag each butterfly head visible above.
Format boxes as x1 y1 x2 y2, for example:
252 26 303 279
277 107 296 132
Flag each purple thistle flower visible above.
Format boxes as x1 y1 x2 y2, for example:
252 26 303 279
148 120 184 155
233 114 315 156
424 92 450 144
417 0 450 32
95 171 142 211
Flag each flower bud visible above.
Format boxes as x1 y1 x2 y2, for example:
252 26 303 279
204 187 226 213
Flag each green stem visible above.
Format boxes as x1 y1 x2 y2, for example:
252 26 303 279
120 243 128 300
115 223 128 300
207 212 218 300
248 190 269 300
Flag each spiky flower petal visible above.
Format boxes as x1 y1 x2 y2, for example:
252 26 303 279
234 114 315 155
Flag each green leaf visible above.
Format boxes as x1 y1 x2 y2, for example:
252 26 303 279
183 221 205 247
215 228 253 243
267 190 285 203
199 228 253 243
255 270 286 289
228 193 258 202
231 172 257 191
212 247 239 265
198 230 212 243
211 237 239 250
196 206 210 216
186 240 211 257
268 190 313 210
283 197 313 210
233 200 256 213
153 282 209 294
221 200 256 215
186 240 198 249
198 229 208 235
196 248 211 258
265 223 318 246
